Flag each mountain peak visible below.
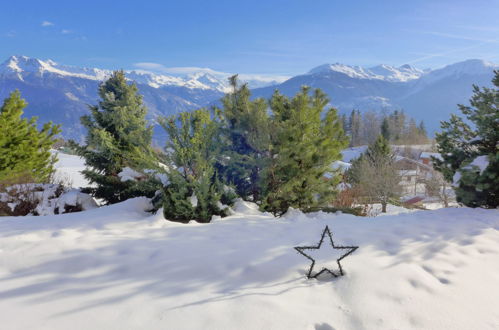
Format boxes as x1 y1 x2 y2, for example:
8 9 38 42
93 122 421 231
308 62 425 82
1 55 44 73
417 59 499 85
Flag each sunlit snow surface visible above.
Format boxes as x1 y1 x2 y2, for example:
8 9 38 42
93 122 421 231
0 197 498 330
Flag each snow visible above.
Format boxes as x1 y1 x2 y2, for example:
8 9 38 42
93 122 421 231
420 152 443 161
118 167 144 182
308 63 425 82
453 155 490 186
0 197 497 329
331 160 352 172
419 59 499 85
341 146 367 162
52 151 89 189
466 155 490 174
0 55 287 92
453 171 462 186
189 193 198 207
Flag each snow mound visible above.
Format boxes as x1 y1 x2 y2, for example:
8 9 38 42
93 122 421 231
0 201 498 329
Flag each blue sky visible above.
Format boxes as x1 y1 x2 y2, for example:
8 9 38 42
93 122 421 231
1 0 498 75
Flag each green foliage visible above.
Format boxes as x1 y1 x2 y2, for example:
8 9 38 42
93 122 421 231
347 109 428 147
0 90 60 183
214 77 348 215
260 87 348 215
70 70 160 204
381 117 390 141
158 109 235 223
434 70 499 208
215 75 272 201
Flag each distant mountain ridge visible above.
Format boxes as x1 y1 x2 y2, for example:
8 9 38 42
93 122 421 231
307 63 428 82
0 55 497 141
252 59 498 133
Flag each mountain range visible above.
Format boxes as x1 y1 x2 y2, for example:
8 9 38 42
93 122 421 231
0 55 497 142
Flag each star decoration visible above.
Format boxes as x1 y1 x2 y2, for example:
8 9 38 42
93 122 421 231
295 226 358 279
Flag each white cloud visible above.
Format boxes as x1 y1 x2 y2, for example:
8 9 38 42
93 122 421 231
133 62 220 75
61 29 73 34
134 62 288 77
132 62 290 86
41 21 54 27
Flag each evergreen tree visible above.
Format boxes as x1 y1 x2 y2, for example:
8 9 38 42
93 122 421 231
434 70 499 208
70 71 160 204
0 90 60 183
381 117 391 141
340 113 350 137
215 75 271 201
349 109 362 146
158 109 235 222
418 121 428 141
260 87 348 215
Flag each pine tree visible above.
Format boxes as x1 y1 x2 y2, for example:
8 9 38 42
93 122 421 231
158 109 235 222
0 90 60 183
260 87 348 215
215 75 271 201
434 70 499 208
70 71 160 204
381 117 391 141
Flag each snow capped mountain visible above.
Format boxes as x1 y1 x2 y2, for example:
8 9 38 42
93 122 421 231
253 59 498 134
0 55 109 81
369 64 426 82
1 55 497 141
0 55 228 91
0 55 288 92
416 59 498 85
308 62 426 82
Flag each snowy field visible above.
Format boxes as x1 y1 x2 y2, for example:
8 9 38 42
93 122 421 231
52 151 89 189
0 197 498 330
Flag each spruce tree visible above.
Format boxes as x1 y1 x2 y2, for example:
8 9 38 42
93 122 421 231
71 70 160 204
434 70 499 208
381 117 391 141
260 87 348 215
0 90 60 183
215 75 271 201
158 109 235 222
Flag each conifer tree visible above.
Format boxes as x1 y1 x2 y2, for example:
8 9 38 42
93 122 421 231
418 121 427 140
0 90 60 183
260 87 348 215
158 109 235 222
215 75 271 201
434 70 499 208
381 117 391 141
349 109 362 146
71 71 159 204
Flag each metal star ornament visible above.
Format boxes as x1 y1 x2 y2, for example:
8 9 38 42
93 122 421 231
295 226 358 279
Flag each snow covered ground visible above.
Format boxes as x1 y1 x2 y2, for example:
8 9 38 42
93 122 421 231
52 151 89 189
0 198 498 330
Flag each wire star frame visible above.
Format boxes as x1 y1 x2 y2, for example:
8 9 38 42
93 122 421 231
295 225 358 279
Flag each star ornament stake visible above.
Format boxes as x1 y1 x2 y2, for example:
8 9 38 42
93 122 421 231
295 226 358 279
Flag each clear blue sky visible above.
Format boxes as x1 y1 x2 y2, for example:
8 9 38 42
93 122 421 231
1 0 498 75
